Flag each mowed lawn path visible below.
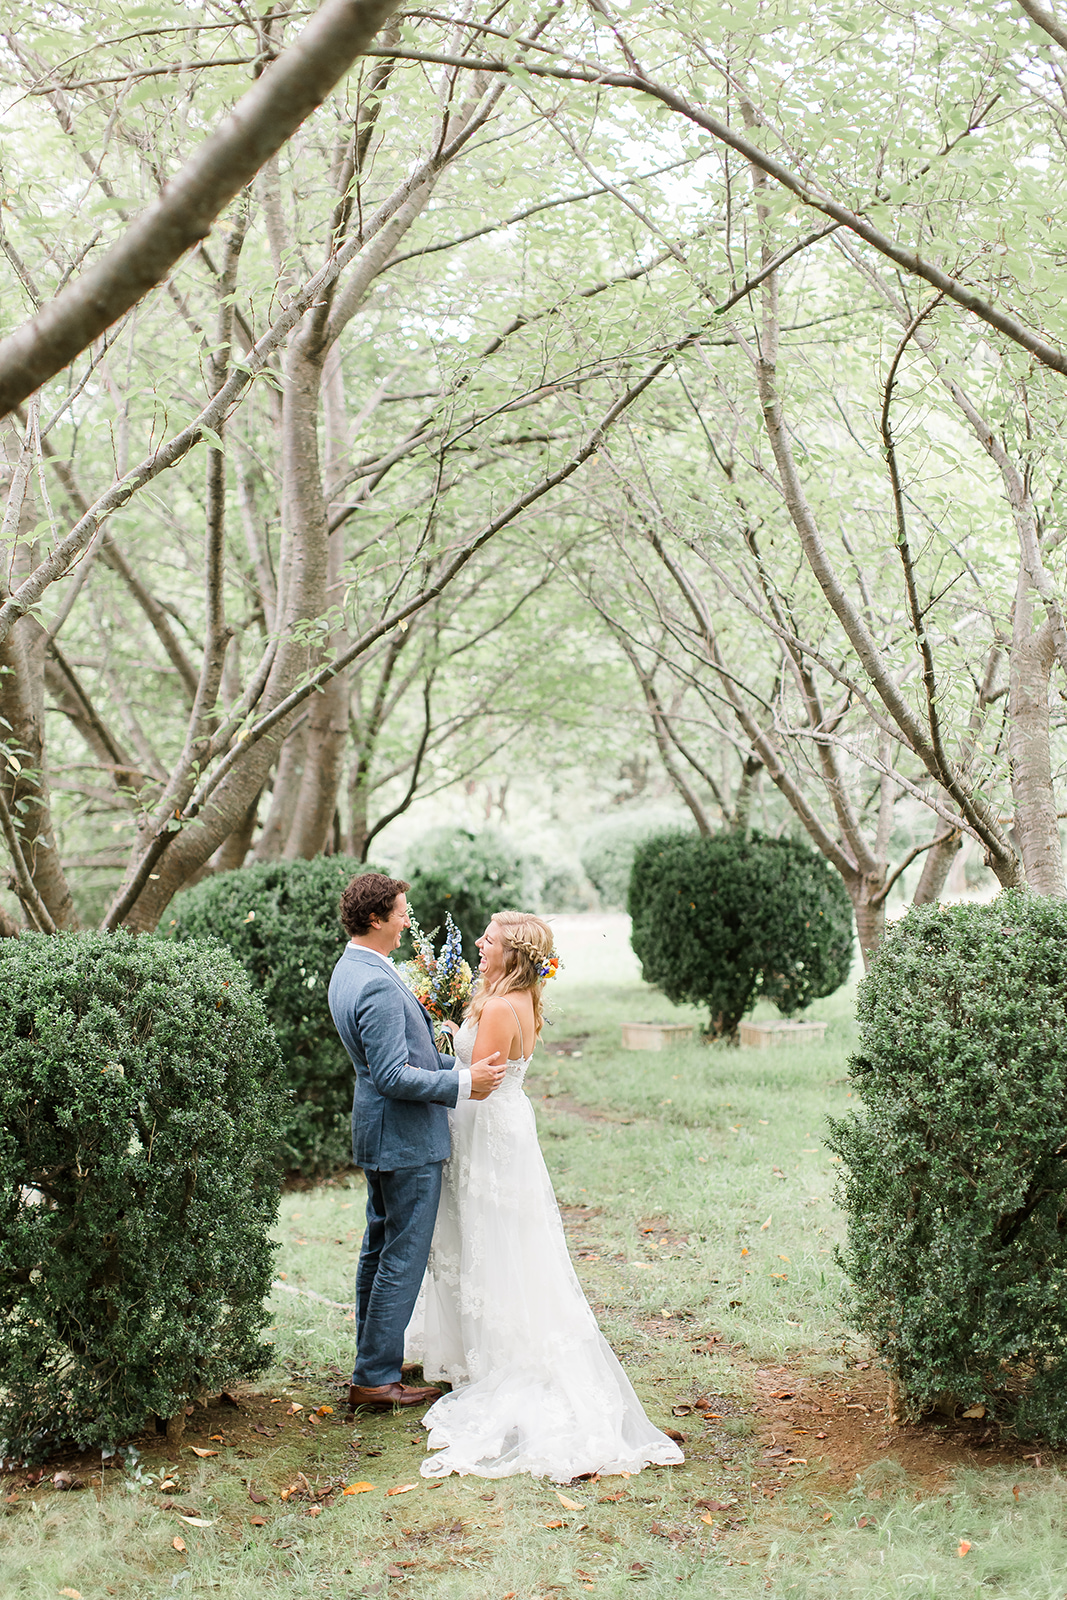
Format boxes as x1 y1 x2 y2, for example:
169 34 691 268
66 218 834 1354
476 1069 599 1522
4 980 1067 1599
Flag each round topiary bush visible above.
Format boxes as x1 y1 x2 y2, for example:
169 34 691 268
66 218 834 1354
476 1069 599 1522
827 892 1067 1441
167 856 379 1176
0 930 284 1462
629 830 854 1040
404 827 525 962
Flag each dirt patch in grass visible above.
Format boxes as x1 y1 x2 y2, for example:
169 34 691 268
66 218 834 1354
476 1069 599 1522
539 1033 591 1057
638 1215 690 1249
746 1358 1066 1493
528 1084 640 1124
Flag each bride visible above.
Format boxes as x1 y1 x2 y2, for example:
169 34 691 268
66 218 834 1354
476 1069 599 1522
405 910 684 1482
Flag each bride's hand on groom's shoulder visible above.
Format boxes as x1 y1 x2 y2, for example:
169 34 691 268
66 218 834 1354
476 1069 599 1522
469 1051 504 1100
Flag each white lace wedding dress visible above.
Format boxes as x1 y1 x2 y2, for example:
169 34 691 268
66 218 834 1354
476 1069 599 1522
404 1015 684 1481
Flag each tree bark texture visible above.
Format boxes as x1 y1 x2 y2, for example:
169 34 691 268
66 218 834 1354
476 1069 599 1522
1009 580 1065 895
0 0 401 416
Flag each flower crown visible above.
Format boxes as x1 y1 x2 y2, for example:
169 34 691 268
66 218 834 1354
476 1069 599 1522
505 930 561 981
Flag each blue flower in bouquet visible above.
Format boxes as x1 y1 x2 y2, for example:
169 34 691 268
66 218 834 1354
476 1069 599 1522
397 912 472 1053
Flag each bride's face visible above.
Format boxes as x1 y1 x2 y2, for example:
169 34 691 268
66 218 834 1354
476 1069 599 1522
476 920 508 983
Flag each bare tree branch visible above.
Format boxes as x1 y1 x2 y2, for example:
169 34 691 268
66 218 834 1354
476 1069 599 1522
0 0 401 416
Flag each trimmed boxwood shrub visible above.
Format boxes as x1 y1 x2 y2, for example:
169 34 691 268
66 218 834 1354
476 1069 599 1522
828 892 1067 1441
629 830 853 1039
0 930 284 1462
167 856 379 1176
404 827 524 963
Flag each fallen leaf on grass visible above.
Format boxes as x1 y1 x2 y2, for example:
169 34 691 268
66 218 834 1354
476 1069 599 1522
556 1492 584 1510
209 1435 224 1443
180 1517 215 1528
544 1518 565 1528
671 1404 693 1417
815 1431 828 1439
188 1448 217 1458
386 1483 417 1496
159 1479 178 1492
856 1515 875 1529
306 1506 322 1517
248 1489 268 1505
664 1428 685 1444
701 1414 722 1422
287 1403 303 1415
307 1413 320 1425
958 1541 971 1557
316 1405 333 1416
172 1538 186 1553
961 1405 986 1419
249 1517 267 1527
695 1499 731 1512
58 1590 82 1598
598 1492 627 1502
760 1215 772 1231
700 1513 715 1525
343 1482 375 1494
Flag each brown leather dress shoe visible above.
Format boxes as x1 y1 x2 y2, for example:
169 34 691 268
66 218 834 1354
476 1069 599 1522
347 1381 442 1411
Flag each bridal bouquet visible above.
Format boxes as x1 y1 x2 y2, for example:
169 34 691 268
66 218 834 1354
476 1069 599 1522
397 912 473 1054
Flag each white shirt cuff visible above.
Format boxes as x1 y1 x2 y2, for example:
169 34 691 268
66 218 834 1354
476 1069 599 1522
456 1068 472 1101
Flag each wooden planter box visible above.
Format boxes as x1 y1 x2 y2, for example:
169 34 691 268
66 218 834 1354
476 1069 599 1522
621 1021 694 1051
738 1020 827 1049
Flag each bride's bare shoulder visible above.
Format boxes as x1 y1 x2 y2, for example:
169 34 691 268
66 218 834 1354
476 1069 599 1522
481 991 535 1016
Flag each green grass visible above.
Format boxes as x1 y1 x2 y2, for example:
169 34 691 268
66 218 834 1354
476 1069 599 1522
5 976 1067 1598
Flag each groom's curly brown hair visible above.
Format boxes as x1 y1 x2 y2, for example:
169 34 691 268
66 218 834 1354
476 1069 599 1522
340 872 410 937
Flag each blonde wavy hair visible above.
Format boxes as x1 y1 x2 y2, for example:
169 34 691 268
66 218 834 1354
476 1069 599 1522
466 910 555 1038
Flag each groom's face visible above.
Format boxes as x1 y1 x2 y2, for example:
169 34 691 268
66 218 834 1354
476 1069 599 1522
376 892 411 951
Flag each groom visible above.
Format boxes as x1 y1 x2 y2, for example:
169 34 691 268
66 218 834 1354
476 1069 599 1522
328 872 504 1409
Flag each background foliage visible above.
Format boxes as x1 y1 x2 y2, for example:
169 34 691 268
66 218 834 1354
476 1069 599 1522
403 826 525 964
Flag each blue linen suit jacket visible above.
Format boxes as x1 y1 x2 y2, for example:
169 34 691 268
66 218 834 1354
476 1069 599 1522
328 943 462 1171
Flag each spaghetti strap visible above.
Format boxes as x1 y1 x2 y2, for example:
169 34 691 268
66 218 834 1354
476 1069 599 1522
503 998 526 1059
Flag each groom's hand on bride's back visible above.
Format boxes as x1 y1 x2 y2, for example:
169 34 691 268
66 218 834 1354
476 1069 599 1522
469 1051 504 1100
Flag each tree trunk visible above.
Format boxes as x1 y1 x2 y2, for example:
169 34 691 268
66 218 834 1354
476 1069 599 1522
912 826 962 905
255 728 307 860
849 876 885 971
0 620 76 930
284 346 349 857
210 789 262 873
1009 581 1064 895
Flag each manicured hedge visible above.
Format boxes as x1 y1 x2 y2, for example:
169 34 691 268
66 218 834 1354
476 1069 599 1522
167 856 378 1176
829 893 1067 1441
629 829 853 1039
0 931 284 1461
